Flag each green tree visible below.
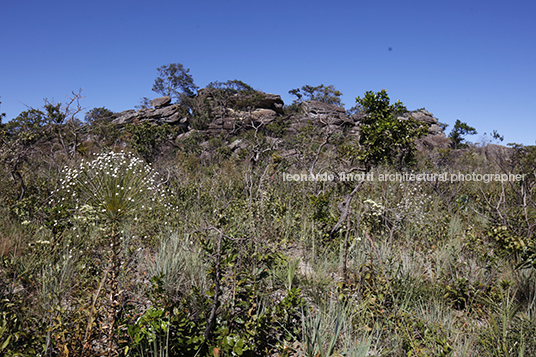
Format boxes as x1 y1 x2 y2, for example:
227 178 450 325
152 63 198 103
206 79 255 94
85 107 119 148
289 84 343 106
205 79 263 110
124 122 175 162
330 90 428 263
5 108 48 144
449 119 477 149
85 107 114 125
356 89 427 169
188 79 261 130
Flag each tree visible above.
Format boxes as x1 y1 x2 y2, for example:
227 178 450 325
1 108 50 201
135 97 151 110
85 107 114 125
5 108 48 143
289 84 343 106
152 63 198 103
188 79 261 130
329 90 428 280
205 79 263 110
449 119 477 149
206 79 255 94
44 90 85 158
124 122 175 162
85 107 119 148
356 89 427 169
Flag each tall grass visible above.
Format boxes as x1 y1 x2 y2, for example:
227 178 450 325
148 232 207 298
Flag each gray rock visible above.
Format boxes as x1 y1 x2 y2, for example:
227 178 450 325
113 110 137 125
428 124 444 136
161 113 182 124
416 135 452 151
150 96 172 108
112 104 183 126
228 139 244 151
256 93 285 114
300 101 350 126
475 144 513 163
250 108 277 124
409 109 438 125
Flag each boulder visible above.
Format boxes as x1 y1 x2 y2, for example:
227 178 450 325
112 103 188 129
113 110 137 125
150 96 171 108
475 144 513 163
416 135 452 151
408 109 438 125
256 93 284 114
394 109 451 150
250 108 278 124
300 101 350 126
285 101 354 135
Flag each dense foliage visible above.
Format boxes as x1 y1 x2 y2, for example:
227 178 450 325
1 83 535 357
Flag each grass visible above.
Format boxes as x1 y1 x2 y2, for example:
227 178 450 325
1 134 535 356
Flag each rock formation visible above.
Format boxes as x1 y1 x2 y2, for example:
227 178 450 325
398 109 451 150
112 97 189 129
287 101 358 134
112 93 451 151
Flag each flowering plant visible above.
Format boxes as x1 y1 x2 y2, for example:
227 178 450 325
55 151 163 222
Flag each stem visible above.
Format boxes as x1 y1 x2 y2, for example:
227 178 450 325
204 231 223 342
82 270 109 356
107 221 122 356
343 213 351 285
329 180 365 240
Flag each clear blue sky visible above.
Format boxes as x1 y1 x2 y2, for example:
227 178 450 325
2 0 535 145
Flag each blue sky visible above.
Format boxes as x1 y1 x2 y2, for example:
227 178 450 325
2 0 535 145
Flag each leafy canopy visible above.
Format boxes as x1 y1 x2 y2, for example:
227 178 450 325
449 119 477 149
85 107 114 125
152 63 198 103
289 84 343 106
206 79 255 94
5 108 49 144
356 90 428 169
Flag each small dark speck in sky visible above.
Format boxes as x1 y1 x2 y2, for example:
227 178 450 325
388 47 392 51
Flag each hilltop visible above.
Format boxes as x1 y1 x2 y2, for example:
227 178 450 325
0 79 535 356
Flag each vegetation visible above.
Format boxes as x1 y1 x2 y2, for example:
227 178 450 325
1 75 535 356
289 84 343 106
449 119 477 149
152 63 198 103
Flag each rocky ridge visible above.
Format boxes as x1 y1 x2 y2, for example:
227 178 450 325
112 92 450 150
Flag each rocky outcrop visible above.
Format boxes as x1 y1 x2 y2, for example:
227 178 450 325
400 109 451 150
255 93 284 114
150 96 171 108
475 144 513 163
112 94 452 151
300 101 351 126
112 97 189 129
285 101 359 135
405 109 438 125
201 91 284 134
206 107 279 133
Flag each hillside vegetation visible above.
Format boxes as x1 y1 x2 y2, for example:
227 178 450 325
0 71 535 356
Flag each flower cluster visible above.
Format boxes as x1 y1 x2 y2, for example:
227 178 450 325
363 198 384 216
391 182 433 225
52 151 166 221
